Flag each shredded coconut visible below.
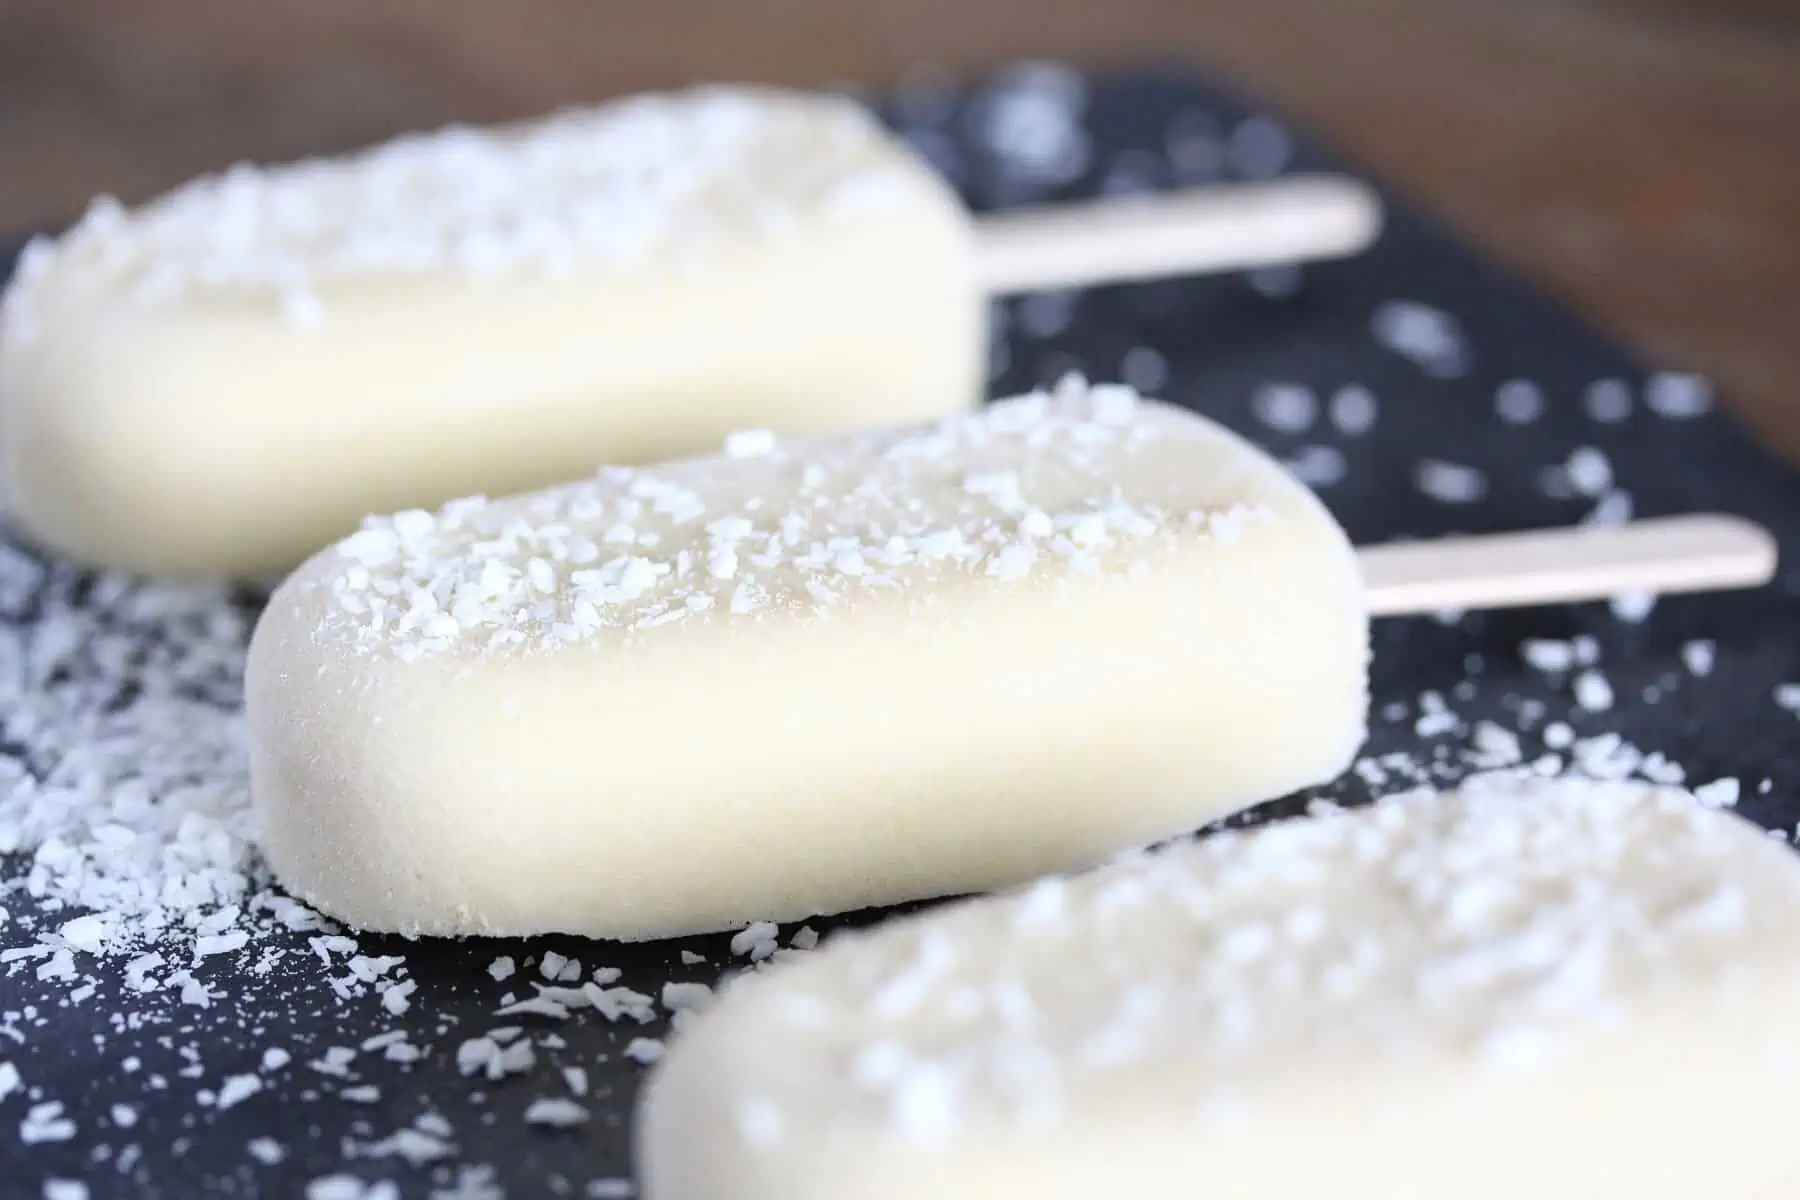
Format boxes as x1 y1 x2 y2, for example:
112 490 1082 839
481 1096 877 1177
1644 372 1711 419
1414 460 1487 505
1 89 918 339
1494 379 1545 425
1250 383 1317 434
524 1098 590 1129
1574 670 1615 713
1681 641 1715 677
1582 379 1633 424
1327 385 1378 437
1371 300 1467 377
304 380 1278 660
703 775 1800 1151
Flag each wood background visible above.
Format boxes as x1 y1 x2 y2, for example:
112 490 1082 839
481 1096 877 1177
3 0 1797 456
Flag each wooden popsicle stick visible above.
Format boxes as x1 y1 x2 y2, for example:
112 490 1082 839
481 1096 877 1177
972 175 1383 296
1358 514 1778 618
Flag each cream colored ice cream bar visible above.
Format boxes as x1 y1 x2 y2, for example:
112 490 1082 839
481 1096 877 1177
640 774 1800 1200
0 87 981 574
245 379 1366 939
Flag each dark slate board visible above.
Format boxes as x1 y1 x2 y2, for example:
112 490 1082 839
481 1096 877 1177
2 63 1798 1198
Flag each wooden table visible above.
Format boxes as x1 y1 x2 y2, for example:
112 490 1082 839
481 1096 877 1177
4 0 1798 457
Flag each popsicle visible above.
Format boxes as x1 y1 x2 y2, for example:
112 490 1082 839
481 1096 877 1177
639 773 1800 1200
243 377 1777 941
0 86 1381 576
246 379 1369 939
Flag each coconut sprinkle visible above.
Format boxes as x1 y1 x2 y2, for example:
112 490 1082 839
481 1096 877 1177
1494 380 1545 424
1583 379 1633 424
1282 446 1347 488
301 379 1282 660
1681 641 1716 677
1370 300 1468 377
1327 385 1378 437
1574 669 1615 713
673 775 1800 1154
1250 382 1317 434
1413 460 1487 505
1 89 922 339
1645 372 1712 419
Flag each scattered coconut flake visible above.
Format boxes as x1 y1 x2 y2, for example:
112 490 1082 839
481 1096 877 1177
1695 778 1741 810
306 1175 397 1200
1371 300 1468 376
215 1073 262 1110
1119 346 1168 394
524 1098 589 1129
974 63 1090 187
1250 383 1316 434
730 921 781 959
1574 670 1615 713
360 1125 454 1167
1681 640 1716 677
381 979 417 1015
1583 490 1634 527
1609 591 1656 624
662 982 716 1013
1564 447 1613 497
1413 460 1486 505
1282 445 1346 488
624 1037 666 1066
21 1101 76 1143
1327 385 1377 436
1522 639 1576 673
1414 692 1459 738
1644 372 1711 419
1582 378 1632 423
1466 722 1523 770
1494 379 1544 424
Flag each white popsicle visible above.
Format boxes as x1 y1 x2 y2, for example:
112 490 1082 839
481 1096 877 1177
639 773 1800 1200
0 88 982 575
245 379 1369 939
0 86 1381 576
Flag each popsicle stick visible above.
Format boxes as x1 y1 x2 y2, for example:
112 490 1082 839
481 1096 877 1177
972 175 1383 295
1358 514 1777 618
